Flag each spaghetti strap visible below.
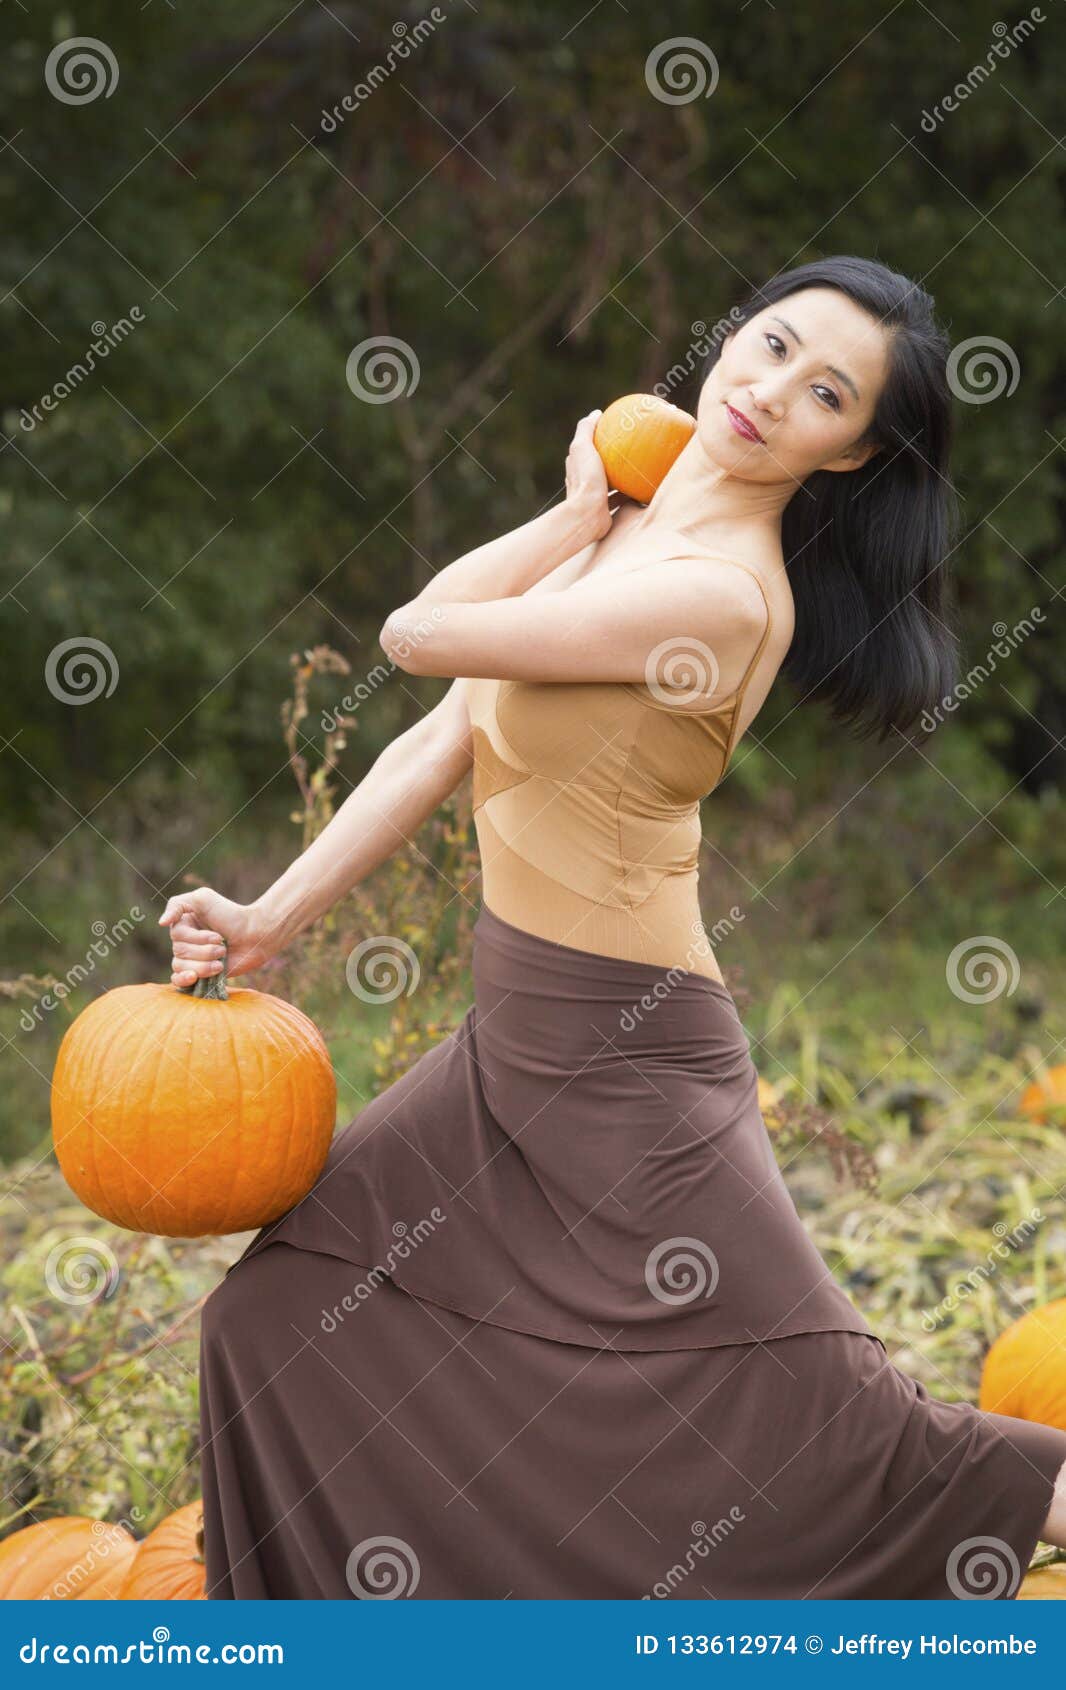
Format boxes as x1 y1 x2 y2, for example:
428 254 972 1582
694 556 773 752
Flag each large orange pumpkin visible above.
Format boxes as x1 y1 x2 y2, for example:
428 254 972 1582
593 393 696 503
119 1501 206 1600
51 964 336 1236
1019 1063 1066 1123
979 1297 1066 1433
0 1517 138 1599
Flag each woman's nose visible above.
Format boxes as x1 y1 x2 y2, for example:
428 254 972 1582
747 385 785 421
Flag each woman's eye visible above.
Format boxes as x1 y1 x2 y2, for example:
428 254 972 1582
814 386 841 411
764 333 785 357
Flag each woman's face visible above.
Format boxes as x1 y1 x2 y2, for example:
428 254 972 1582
698 286 893 484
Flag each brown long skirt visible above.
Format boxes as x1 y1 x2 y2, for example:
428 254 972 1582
198 903 1066 1599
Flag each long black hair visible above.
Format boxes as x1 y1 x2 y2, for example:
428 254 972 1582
698 255 961 743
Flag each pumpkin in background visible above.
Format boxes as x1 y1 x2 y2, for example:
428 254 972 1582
1019 1063 1066 1123
593 393 696 503
1018 1561 1066 1599
979 1297 1066 1433
51 961 336 1237
119 1500 206 1600
0 1517 137 1599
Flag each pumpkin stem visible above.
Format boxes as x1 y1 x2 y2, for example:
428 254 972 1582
178 941 229 1000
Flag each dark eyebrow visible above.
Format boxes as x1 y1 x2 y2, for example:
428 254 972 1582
770 314 860 403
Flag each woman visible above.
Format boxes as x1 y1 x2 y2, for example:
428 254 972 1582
169 256 1066 1600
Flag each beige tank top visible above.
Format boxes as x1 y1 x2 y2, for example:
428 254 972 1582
465 556 774 985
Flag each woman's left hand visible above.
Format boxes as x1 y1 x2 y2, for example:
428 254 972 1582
564 410 620 541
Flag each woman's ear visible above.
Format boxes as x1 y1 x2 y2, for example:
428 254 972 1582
822 438 882 474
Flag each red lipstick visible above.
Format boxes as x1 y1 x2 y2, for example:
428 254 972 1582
725 403 764 444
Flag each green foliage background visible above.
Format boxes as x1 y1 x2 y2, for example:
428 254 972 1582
1 2 1064 1144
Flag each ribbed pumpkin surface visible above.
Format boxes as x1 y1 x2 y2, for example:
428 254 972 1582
119 1501 206 1600
593 393 696 503
0 1517 137 1599
50 982 336 1236
978 1296 1066 1433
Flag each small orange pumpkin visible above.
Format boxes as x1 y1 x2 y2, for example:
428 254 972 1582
1019 1063 1066 1123
0 1517 138 1599
119 1500 206 1600
51 962 336 1237
1017 1562 1066 1599
593 393 696 502
979 1296 1066 1433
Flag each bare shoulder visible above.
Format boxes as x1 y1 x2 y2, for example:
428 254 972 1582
690 543 795 653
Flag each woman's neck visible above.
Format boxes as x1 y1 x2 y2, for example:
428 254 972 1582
626 436 796 552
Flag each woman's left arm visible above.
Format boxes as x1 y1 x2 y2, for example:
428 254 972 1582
381 558 769 696
387 412 613 622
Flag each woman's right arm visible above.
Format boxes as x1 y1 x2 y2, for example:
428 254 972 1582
159 677 475 988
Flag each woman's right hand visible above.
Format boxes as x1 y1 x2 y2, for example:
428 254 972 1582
158 887 276 990
564 410 620 541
